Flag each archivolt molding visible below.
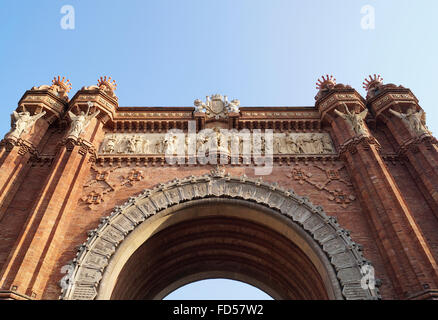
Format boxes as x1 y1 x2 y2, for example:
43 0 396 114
60 169 381 300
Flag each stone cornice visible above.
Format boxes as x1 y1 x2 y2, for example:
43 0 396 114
315 89 366 121
69 89 118 123
17 90 68 124
367 88 419 118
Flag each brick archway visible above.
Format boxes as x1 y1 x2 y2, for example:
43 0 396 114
60 170 380 300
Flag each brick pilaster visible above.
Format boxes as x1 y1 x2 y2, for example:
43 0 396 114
368 85 438 220
0 87 66 221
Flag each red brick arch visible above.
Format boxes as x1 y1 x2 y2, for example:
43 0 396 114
60 170 380 300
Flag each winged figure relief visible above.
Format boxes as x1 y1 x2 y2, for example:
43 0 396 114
67 102 100 139
389 107 430 136
7 110 46 139
334 105 368 136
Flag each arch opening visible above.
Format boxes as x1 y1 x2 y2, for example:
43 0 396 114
109 200 334 300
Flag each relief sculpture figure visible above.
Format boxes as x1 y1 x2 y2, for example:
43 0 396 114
334 104 368 136
389 106 430 136
7 109 46 140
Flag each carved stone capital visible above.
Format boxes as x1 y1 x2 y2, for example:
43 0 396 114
0 137 38 156
338 135 381 157
59 137 97 159
397 133 438 158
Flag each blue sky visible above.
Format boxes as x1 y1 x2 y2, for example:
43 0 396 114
164 279 273 300
1 0 437 299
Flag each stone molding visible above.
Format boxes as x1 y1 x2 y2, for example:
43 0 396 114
60 170 381 300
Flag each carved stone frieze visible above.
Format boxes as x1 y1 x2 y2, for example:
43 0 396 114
98 132 336 156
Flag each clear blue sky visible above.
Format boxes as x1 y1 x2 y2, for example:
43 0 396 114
164 279 273 300
1 0 437 299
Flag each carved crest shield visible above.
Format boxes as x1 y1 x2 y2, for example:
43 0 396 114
209 97 225 115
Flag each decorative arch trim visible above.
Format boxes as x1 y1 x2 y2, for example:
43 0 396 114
60 169 380 300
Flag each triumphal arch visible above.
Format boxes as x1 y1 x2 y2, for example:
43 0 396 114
1 74 438 300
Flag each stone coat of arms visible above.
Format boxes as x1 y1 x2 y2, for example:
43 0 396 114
194 94 240 119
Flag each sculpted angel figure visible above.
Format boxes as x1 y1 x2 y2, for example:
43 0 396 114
67 102 100 139
334 105 368 136
389 106 430 136
7 109 46 140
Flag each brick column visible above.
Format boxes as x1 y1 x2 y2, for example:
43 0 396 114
366 77 438 220
316 76 438 299
0 79 68 221
0 78 117 299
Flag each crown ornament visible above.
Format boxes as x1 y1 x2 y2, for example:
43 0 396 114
316 74 337 91
362 74 385 99
51 76 72 94
363 74 383 92
315 74 337 101
97 76 117 98
30 75 71 101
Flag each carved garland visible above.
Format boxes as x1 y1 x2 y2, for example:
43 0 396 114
60 171 381 300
